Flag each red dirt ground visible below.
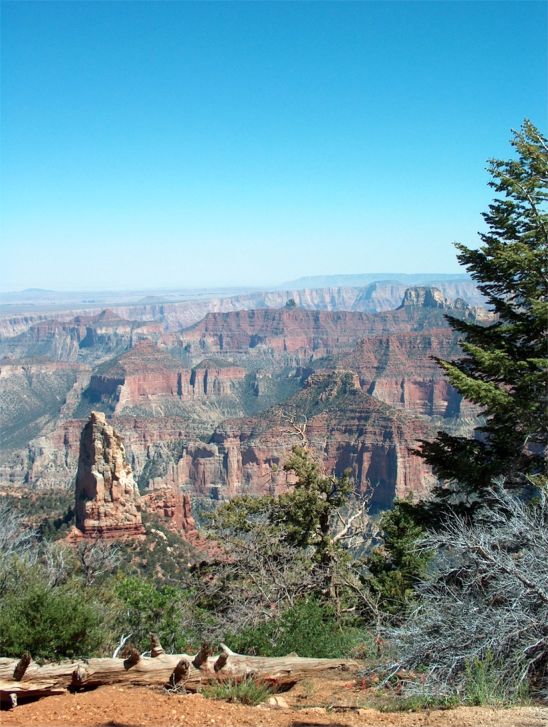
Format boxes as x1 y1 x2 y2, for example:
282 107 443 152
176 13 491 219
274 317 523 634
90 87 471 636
2 682 546 727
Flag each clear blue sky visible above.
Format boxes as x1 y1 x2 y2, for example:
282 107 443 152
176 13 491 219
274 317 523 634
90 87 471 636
1 1 546 291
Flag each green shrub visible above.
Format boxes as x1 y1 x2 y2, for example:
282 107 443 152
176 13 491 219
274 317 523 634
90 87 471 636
227 597 370 658
365 501 431 619
0 574 106 660
463 651 527 706
114 575 191 653
201 677 273 705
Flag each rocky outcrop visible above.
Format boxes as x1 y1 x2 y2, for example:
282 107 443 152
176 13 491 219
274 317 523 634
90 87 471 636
74 411 145 538
398 286 449 309
142 485 197 537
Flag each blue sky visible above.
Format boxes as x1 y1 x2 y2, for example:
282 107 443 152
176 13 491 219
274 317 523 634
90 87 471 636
1 1 546 291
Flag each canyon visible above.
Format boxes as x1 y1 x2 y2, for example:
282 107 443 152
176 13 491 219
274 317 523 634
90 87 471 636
0 282 487 523
0 279 484 340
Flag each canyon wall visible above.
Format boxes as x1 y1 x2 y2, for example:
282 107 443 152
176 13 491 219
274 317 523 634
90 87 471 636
336 330 472 417
0 280 484 339
173 371 435 508
0 287 487 512
179 304 461 361
85 341 247 412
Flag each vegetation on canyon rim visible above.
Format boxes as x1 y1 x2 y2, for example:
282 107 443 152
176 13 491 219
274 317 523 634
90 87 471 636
0 120 546 708
419 118 547 511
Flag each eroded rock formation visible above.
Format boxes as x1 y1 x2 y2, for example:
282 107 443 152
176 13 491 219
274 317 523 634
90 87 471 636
86 341 246 412
336 330 473 417
170 371 436 508
0 289 492 514
142 485 198 538
398 286 449 308
179 296 487 361
74 411 145 538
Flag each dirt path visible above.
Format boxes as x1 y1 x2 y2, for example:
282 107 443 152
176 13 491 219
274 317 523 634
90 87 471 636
2 685 547 727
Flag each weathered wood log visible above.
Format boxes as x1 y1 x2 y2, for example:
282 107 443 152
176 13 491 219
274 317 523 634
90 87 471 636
165 657 190 690
214 650 229 672
0 650 360 704
192 642 210 670
150 633 165 658
71 665 87 690
13 653 31 681
123 647 141 670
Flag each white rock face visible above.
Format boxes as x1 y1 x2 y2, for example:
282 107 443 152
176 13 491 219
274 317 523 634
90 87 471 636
399 286 448 308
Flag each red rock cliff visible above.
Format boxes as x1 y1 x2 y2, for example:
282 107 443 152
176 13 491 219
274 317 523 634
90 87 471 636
86 341 246 411
174 371 435 507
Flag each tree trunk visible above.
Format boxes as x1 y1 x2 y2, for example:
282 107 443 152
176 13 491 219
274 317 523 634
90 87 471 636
0 639 359 705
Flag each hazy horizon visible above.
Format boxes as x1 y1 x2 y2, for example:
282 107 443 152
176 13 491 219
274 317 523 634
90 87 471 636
0 271 472 297
2 1 546 290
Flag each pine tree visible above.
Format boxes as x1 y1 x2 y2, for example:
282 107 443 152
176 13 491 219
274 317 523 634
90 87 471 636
420 120 547 507
365 501 431 618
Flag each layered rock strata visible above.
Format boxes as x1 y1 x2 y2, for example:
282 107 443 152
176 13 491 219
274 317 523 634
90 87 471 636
335 330 472 417
142 486 197 538
86 341 246 412
179 297 488 361
173 371 435 508
0 289 490 510
0 309 164 364
74 411 145 538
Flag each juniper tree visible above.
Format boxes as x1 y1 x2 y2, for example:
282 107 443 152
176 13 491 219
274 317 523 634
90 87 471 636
365 501 430 619
420 120 547 509
205 445 371 621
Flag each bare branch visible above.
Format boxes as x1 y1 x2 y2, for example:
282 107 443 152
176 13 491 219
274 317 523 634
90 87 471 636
380 487 548 698
280 411 308 445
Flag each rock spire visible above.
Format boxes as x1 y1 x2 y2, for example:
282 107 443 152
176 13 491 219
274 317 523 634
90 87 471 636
75 411 145 538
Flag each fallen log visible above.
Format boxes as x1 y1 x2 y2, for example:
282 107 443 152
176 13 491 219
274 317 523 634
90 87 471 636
0 635 359 705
